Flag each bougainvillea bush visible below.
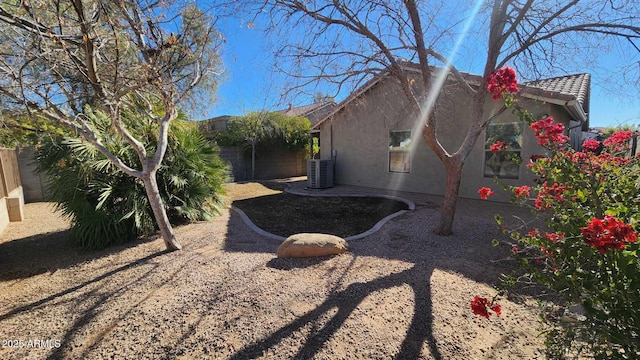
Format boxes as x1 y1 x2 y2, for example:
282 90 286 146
476 68 639 359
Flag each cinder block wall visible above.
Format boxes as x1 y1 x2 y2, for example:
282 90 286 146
219 146 307 182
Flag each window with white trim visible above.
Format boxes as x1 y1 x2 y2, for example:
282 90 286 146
484 122 523 179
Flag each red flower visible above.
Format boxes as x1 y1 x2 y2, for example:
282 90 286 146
535 181 568 207
545 232 564 244
539 246 555 258
582 138 600 152
490 303 502 316
530 116 569 147
514 185 531 198
581 215 638 254
603 131 633 152
471 296 501 318
490 140 508 152
571 151 589 163
487 67 520 100
477 187 495 200
511 245 519 254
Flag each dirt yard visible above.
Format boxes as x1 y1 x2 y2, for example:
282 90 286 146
0 181 546 359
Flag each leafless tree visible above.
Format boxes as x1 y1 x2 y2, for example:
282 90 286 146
252 0 640 235
0 0 223 250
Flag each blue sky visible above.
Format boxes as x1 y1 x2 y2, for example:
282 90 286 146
202 15 640 129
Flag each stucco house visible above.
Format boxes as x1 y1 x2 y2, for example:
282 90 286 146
312 63 590 202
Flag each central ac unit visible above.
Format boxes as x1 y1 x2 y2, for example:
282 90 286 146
307 159 334 189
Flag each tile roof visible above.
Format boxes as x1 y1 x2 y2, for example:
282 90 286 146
279 101 337 124
524 73 590 109
313 63 591 129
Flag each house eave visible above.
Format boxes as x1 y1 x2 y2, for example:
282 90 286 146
312 73 391 130
521 91 588 125
313 62 590 130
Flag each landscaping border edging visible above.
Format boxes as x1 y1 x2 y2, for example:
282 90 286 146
230 182 416 243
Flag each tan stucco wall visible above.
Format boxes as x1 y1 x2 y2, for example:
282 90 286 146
318 76 570 202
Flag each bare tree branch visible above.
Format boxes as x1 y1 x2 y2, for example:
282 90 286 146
252 0 640 236
0 0 223 250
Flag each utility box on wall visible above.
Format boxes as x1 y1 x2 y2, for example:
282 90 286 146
307 159 333 189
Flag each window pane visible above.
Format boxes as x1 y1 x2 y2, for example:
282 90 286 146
485 123 523 150
389 131 412 149
389 150 410 172
389 131 411 173
484 152 520 179
484 122 523 179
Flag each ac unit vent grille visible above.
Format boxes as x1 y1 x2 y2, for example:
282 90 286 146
307 159 333 189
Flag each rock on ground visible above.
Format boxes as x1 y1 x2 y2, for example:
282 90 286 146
277 233 348 258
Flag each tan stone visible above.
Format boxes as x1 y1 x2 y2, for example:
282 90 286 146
276 233 348 258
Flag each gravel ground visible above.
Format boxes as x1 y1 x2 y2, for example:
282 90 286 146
0 180 546 359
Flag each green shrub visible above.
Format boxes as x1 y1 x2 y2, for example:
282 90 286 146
480 67 639 359
208 111 311 152
496 129 640 359
36 111 228 249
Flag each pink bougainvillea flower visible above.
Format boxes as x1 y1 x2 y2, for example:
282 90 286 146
471 296 490 318
582 138 600 152
581 215 638 254
487 67 519 100
545 232 565 244
514 185 531 198
535 181 568 207
530 116 570 147
571 151 589 164
478 187 495 200
603 130 634 152
490 140 508 152
490 303 502 316
471 296 501 319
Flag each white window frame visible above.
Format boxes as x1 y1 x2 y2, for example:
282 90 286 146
484 122 523 179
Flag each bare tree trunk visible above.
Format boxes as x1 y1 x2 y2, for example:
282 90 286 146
251 140 256 180
437 159 463 235
142 172 182 251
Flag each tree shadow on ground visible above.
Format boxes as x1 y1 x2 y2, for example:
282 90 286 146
230 263 440 359
0 229 162 282
266 257 334 270
0 250 169 323
223 198 519 359
0 186 528 359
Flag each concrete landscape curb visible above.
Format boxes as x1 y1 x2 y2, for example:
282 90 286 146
230 182 416 243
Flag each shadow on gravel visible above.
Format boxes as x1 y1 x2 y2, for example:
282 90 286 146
0 250 168 323
223 193 518 359
0 229 161 282
229 263 442 360
42 251 173 360
266 257 331 270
